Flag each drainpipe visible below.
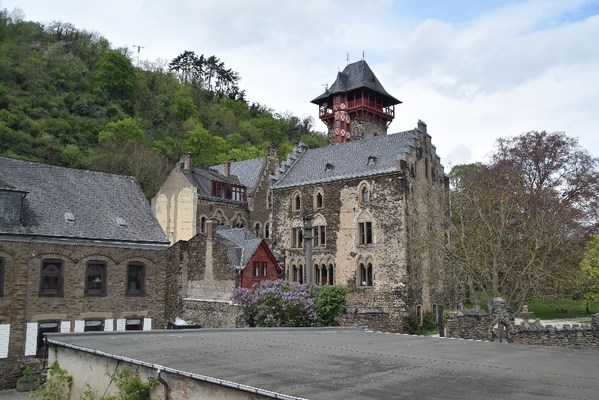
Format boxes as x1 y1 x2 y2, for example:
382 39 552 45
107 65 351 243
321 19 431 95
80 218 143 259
156 369 169 400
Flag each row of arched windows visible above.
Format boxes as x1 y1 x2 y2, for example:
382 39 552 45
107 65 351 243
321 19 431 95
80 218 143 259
287 259 375 287
292 190 325 212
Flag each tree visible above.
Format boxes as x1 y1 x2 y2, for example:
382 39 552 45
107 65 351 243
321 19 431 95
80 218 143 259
313 285 346 326
94 49 136 102
98 117 144 144
451 131 599 311
581 235 599 312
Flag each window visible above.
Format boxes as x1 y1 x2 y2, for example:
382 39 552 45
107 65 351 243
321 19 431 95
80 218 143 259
212 181 227 198
85 261 107 297
267 192 272 209
292 227 303 248
126 262 145 296
37 321 60 357
314 265 320 285
294 194 301 211
255 223 261 238
264 222 270 239
84 319 104 332
39 259 63 297
315 192 323 209
358 222 373 245
0 258 4 297
200 216 207 233
328 263 334 285
292 265 298 282
359 262 373 286
125 318 143 331
261 262 267 277
253 261 260 277
321 264 328 286
298 265 304 284
313 225 326 247
231 185 246 202
360 186 369 203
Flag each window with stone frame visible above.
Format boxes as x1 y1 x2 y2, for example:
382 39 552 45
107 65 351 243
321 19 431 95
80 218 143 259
327 263 335 285
261 262 267 277
39 259 64 297
200 216 207 233
293 194 301 211
254 222 261 238
359 262 373 286
314 264 320 285
315 191 324 209
313 225 326 247
0 257 4 297
292 227 303 248
264 222 270 239
85 261 107 297
125 262 145 297
358 221 373 245
359 184 370 203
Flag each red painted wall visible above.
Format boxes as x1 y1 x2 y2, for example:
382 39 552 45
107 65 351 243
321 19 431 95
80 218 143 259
241 241 281 288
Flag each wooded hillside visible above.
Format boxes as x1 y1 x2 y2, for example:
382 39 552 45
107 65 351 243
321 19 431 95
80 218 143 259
0 9 326 197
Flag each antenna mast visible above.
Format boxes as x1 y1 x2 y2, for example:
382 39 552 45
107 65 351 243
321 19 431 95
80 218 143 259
131 44 145 67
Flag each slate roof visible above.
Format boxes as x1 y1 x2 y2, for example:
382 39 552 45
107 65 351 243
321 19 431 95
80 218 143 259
0 157 169 246
211 157 267 194
214 226 262 269
312 60 401 105
186 167 243 200
273 130 419 189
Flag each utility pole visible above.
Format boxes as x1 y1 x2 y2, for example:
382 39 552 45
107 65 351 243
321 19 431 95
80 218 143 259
303 215 313 286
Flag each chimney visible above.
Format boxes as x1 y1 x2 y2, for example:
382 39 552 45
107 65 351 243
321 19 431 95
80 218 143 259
182 153 193 172
223 159 233 177
417 120 427 134
206 218 217 240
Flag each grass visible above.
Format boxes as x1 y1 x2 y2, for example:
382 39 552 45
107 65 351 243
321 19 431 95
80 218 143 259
526 297 597 320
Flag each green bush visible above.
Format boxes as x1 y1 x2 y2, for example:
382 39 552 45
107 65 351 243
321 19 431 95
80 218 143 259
407 311 437 335
313 285 347 326
30 361 72 400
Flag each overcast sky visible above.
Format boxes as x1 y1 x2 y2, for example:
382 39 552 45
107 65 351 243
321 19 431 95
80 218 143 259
3 0 599 166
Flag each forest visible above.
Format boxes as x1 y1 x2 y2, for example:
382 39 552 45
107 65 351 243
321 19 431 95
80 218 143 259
0 8 327 198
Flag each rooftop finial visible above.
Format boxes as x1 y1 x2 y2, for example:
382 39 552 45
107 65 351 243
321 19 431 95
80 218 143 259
362 50 365 60
346 52 349 64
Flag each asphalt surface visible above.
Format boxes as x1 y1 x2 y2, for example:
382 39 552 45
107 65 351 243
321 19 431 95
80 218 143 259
47 327 599 400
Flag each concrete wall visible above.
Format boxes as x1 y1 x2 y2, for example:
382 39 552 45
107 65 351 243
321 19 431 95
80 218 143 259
49 344 273 400
0 241 165 389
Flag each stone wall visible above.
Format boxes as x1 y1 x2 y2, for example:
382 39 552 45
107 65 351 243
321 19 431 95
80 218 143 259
0 240 166 389
445 304 599 351
181 299 241 328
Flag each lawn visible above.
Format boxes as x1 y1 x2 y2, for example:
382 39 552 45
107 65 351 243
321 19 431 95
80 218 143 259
526 297 598 320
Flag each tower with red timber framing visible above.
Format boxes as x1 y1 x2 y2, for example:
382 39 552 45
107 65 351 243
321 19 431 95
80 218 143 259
311 60 401 144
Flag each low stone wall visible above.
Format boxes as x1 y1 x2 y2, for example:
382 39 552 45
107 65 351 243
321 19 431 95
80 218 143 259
181 299 242 328
445 308 599 351
339 307 405 332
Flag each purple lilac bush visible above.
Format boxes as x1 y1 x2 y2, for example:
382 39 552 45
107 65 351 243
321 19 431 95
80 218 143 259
231 280 316 327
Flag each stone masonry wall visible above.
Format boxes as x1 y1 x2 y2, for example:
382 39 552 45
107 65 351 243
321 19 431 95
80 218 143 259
0 240 166 389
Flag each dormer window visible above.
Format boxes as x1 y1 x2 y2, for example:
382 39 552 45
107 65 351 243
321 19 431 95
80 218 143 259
325 163 334 172
367 156 377 166
64 212 75 223
116 217 127 226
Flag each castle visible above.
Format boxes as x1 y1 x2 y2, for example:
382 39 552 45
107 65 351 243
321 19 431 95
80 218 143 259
153 59 451 331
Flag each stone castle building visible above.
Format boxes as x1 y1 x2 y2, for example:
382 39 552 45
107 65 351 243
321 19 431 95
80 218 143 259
0 157 169 388
153 60 450 332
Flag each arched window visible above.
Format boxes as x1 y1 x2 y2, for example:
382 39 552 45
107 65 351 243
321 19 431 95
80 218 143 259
361 186 369 203
298 264 304 284
254 222 261 238
200 216 207 233
213 210 227 226
359 262 373 287
294 194 301 211
292 265 298 282
314 190 324 209
328 263 334 285
314 264 320 285
321 264 328 286
264 222 270 239
233 214 245 228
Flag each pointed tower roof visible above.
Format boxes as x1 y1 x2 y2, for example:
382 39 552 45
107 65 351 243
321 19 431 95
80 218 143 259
311 60 401 105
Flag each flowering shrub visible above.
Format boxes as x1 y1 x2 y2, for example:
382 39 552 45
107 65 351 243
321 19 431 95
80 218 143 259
231 280 316 327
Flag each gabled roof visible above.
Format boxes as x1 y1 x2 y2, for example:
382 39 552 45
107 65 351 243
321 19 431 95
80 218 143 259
211 157 267 195
186 167 243 200
0 157 168 246
214 226 263 268
312 60 401 105
272 130 420 189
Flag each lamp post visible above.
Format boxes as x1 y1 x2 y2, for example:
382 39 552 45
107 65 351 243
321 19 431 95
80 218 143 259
303 214 313 286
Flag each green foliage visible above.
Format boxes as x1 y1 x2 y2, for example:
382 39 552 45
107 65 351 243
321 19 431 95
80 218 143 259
81 368 157 400
581 235 599 306
527 296 598 319
18 367 36 384
30 361 73 400
406 311 437 335
0 10 326 198
231 280 316 327
313 285 347 326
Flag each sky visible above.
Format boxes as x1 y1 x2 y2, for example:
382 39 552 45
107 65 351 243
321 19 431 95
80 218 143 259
3 0 599 166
